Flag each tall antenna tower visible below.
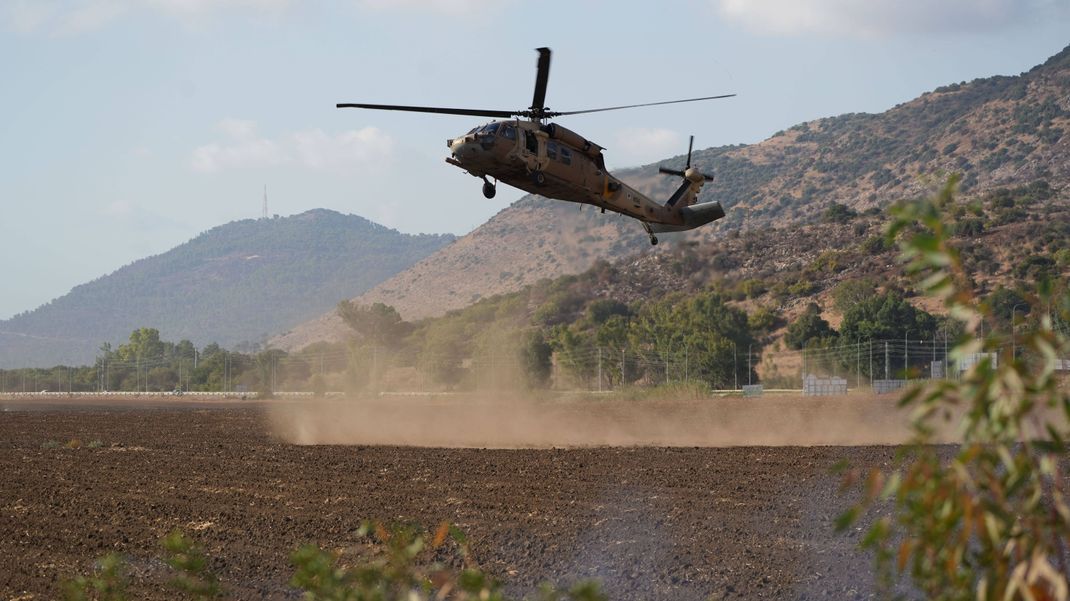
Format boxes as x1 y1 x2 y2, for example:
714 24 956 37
261 184 268 219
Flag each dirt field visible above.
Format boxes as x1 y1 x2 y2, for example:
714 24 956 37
0 397 900 600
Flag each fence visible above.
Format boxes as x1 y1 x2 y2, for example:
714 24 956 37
1 334 1068 397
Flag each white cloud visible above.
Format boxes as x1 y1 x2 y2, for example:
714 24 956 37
217 117 258 139
191 138 288 173
3 0 291 34
356 0 507 16
611 127 684 168
716 0 1070 36
191 119 394 173
293 127 394 171
4 2 57 33
146 0 290 16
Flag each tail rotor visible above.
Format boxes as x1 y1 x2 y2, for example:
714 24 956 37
660 136 713 208
659 136 713 182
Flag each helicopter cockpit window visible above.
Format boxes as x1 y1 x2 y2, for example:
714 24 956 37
481 123 500 135
546 141 558 160
559 147 572 165
500 124 516 140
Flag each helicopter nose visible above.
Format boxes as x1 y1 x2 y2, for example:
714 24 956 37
449 137 480 160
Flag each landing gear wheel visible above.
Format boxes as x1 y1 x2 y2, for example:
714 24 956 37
642 222 658 246
531 170 546 187
482 181 496 199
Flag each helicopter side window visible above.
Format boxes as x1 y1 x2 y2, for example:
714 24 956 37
500 124 516 140
482 123 500 135
559 147 572 166
524 131 538 153
546 141 558 160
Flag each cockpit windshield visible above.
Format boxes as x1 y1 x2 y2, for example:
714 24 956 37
468 123 504 136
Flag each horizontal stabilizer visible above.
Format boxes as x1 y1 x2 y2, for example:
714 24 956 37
649 201 726 233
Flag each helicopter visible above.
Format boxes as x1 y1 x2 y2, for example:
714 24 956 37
338 48 734 245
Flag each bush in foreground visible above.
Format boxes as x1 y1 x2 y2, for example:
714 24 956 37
62 522 604 601
839 176 1070 599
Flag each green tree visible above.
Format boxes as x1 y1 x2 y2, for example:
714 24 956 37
520 330 552 388
830 278 877 314
116 328 165 363
839 292 937 343
338 301 411 348
584 299 629 325
784 303 836 350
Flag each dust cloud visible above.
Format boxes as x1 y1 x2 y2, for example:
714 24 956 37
266 393 953 448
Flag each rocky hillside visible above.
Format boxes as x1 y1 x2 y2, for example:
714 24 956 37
684 45 1070 230
268 197 652 350
0 210 454 367
271 45 1070 351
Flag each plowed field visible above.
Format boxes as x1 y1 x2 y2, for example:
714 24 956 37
1 399 891 600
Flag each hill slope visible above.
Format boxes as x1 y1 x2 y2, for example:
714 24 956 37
271 45 1070 351
0 210 454 367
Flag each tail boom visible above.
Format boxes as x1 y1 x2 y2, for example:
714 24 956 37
648 201 725 233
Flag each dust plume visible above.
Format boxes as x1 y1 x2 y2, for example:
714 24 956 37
266 392 953 448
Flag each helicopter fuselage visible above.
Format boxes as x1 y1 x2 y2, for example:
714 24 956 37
446 119 699 227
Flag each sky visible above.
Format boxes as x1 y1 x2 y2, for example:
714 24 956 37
1 0 1068 320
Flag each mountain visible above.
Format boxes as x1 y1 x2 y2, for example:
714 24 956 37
0 210 454 367
271 45 1070 351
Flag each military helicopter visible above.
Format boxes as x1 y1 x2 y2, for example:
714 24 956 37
338 48 734 245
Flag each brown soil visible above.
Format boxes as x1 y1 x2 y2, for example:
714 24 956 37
1 400 894 600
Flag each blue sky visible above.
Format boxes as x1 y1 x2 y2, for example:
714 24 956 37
1 0 1068 320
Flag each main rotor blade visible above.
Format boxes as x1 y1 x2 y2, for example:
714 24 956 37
530 47 551 112
549 94 736 117
686 135 694 169
659 168 686 177
336 102 516 119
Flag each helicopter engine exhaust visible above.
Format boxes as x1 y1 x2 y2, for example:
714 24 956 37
541 123 603 158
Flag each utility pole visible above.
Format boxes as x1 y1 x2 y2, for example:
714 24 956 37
885 341 890 380
594 346 603 393
904 332 908 378
944 331 949 380
733 343 738 390
733 347 739 391
372 347 378 393
748 344 753 386
856 341 861 390
1012 303 1026 361
684 345 688 384
621 348 625 386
